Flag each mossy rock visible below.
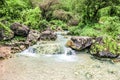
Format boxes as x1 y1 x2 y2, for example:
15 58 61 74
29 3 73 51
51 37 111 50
0 22 14 41
90 37 120 58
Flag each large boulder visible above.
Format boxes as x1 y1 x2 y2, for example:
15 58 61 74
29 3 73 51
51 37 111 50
66 36 93 50
90 37 119 58
0 46 11 59
39 29 57 41
26 30 40 45
10 22 30 37
52 9 73 21
0 22 14 40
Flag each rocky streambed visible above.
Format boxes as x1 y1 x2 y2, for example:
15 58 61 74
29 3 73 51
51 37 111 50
0 22 120 80
1 52 120 80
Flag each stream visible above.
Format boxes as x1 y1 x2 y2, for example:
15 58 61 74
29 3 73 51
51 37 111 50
0 31 120 80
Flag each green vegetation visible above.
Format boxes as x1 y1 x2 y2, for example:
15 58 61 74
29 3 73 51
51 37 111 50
0 22 14 40
91 37 120 55
21 7 42 29
0 0 120 55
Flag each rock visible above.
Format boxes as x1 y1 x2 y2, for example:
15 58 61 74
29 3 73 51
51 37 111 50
3 41 29 54
90 37 119 58
0 29 5 40
0 22 14 40
26 30 40 45
93 51 119 58
11 45 27 54
32 41 63 54
68 18 79 26
0 46 11 59
39 29 57 41
10 22 30 37
52 9 73 21
66 36 93 50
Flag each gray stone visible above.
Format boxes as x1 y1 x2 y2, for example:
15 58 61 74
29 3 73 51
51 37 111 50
39 29 57 41
10 22 30 37
66 36 93 50
26 30 40 45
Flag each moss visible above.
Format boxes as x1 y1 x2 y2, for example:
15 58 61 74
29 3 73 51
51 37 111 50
91 37 120 55
0 22 14 40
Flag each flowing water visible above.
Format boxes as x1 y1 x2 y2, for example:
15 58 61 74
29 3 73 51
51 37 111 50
1 31 120 80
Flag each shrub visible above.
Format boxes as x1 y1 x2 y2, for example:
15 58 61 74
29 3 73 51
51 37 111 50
59 0 74 11
52 9 73 22
0 0 31 20
49 20 68 30
39 0 59 20
91 36 120 55
99 16 120 38
21 7 42 29
0 22 14 40
39 20 49 31
98 6 112 17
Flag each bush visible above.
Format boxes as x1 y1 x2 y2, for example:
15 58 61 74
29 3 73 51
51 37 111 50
91 36 120 55
98 6 112 17
49 20 68 30
39 0 59 20
59 0 74 11
0 22 14 40
99 16 120 38
21 7 42 29
0 0 31 20
39 20 49 31
52 9 73 22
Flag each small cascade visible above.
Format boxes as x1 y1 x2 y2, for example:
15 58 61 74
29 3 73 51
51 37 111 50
55 31 76 55
19 31 77 61
64 47 76 55
19 46 37 57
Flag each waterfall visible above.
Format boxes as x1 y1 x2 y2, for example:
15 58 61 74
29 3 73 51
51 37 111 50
55 31 76 55
19 31 77 62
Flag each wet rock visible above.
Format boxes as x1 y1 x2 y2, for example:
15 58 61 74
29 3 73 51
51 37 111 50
33 41 63 54
0 46 12 59
0 23 14 40
93 51 119 58
66 36 93 50
39 29 57 41
26 30 40 45
10 22 30 37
